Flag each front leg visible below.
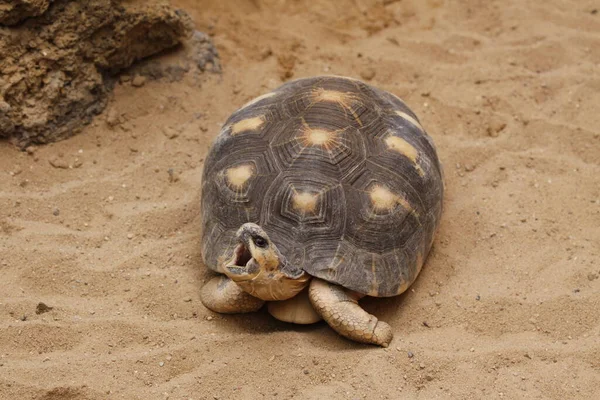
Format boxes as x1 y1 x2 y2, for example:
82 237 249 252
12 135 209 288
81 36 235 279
308 278 393 347
200 275 265 314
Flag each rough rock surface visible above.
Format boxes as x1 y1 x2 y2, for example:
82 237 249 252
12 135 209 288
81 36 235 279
0 0 204 147
127 30 222 83
0 0 53 26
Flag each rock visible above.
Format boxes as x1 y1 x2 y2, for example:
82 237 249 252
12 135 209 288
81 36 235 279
187 30 221 73
131 75 147 87
360 67 376 81
0 99 15 134
126 30 221 82
487 118 507 137
105 108 120 128
49 158 69 169
0 0 53 26
0 0 198 148
35 302 53 314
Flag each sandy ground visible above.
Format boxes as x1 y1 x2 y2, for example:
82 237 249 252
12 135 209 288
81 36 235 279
1 0 600 399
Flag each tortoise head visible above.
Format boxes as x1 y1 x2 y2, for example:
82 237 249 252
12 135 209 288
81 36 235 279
222 223 310 301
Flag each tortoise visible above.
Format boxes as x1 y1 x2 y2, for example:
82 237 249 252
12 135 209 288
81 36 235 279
199 75 444 347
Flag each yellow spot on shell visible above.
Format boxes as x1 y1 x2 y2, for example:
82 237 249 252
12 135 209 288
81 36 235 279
312 88 362 126
396 281 409 295
385 136 418 162
369 185 413 213
385 135 424 176
226 165 254 188
369 256 379 296
292 192 319 213
395 110 424 132
313 89 350 103
416 251 424 275
306 128 332 146
299 119 343 149
230 116 265 135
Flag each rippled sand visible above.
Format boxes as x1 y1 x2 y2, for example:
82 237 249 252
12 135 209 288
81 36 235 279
1 1 599 398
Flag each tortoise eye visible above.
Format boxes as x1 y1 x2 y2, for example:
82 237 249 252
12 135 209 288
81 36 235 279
253 237 268 248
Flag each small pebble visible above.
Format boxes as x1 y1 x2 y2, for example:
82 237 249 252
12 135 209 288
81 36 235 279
127 233 134 240
487 121 506 137
407 351 414 358
36 302 53 314
206 316 213 321
360 67 376 81
52 208 60 216
159 361 164 367
167 168 179 183
131 75 147 87
476 294 481 301
49 158 69 169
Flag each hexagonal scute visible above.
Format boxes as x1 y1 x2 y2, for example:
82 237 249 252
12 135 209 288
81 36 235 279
260 171 346 255
270 116 366 181
202 146 280 231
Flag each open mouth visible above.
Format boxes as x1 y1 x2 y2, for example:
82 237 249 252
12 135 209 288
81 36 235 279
233 243 252 266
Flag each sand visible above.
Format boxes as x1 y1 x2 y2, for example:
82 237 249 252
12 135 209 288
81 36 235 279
1 0 599 399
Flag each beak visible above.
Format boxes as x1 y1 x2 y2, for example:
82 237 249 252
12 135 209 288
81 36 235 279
223 240 259 282
230 242 252 267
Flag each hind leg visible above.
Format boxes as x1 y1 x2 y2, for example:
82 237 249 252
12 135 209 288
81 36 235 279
308 278 393 347
200 275 264 313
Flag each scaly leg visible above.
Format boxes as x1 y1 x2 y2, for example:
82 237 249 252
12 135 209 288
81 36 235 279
308 278 393 347
200 275 264 314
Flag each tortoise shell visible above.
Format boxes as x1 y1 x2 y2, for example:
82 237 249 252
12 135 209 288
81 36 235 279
200 76 444 297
